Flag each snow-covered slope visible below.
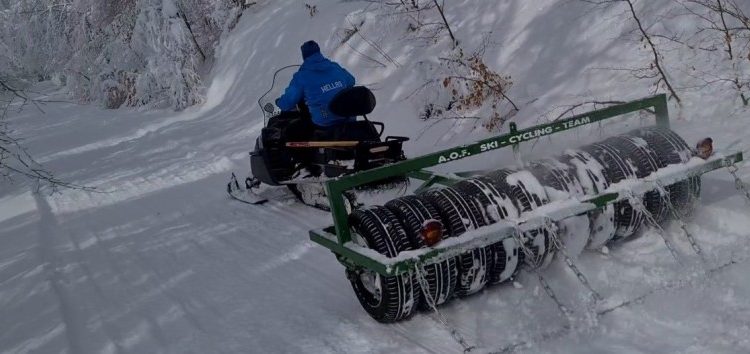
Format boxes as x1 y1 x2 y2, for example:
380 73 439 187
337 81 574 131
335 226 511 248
2 0 750 353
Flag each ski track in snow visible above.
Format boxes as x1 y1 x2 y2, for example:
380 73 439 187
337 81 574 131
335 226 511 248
2 0 750 353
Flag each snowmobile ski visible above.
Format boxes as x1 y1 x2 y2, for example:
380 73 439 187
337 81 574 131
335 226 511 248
227 173 282 205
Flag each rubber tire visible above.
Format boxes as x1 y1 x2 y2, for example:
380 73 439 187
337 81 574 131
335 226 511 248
485 169 548 211
527 158 592 256
527 158 587 198
490 237 522 284
420 187 492 297
607 135 669 224
385 196 458 308
453 178 522 284
560 150 617 249
484 169 555 269
580 141 644 239
347 206 420 322
523 228 553 268
627 127 701 216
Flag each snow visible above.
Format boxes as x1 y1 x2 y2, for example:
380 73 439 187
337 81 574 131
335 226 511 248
2 0 750 353
161 0 178 18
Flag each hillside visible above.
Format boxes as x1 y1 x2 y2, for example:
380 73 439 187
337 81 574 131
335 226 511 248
1 1 750 353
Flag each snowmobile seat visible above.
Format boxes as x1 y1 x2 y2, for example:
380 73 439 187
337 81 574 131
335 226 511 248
320 86 390 151
329 86 377 118
316 86 409 177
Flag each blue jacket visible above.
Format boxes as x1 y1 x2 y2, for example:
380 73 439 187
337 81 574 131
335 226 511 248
276 52 356 127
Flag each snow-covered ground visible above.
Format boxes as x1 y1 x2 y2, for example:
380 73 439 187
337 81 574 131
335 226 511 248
2 0 750 353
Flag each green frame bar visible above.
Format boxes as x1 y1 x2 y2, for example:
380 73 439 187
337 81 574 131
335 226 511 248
323 94 671 245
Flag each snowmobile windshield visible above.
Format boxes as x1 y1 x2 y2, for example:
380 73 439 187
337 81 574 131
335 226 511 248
259 65 300 124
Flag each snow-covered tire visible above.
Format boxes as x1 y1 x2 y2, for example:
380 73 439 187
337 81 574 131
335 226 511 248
561 151 616 249
453 178 522 284
420 188 491 297
347 207 419 323
484 169 555 269
485 169 548 211
607 135 669 224
490 237 522 284
580 141 644 239
522 228 554 268
385 196 458 308
528 158 592 256
627 127 701 216
527 159 586 198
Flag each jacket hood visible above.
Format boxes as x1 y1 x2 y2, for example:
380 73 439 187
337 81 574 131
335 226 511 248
300 52 338 72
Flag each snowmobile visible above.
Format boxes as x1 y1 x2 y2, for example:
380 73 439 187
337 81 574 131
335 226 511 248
228 67 410 210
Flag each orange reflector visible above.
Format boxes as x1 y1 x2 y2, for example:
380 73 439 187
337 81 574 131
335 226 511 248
695 137 713 160
420 219 444 247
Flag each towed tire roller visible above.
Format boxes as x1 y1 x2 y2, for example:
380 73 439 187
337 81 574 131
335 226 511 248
307 94 745 323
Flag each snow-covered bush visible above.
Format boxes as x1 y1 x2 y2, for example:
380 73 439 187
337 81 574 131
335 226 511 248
0 0 246 110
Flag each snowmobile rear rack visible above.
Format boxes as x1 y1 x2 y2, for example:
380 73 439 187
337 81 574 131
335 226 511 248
286 141 361 148
308 94 744 276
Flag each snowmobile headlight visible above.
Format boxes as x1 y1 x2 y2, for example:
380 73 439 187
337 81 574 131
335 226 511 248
420 219 444 247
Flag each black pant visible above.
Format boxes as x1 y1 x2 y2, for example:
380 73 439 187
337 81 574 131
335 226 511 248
266 111 312 142
266 111 322 167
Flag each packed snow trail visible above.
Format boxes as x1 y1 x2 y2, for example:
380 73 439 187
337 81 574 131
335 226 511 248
2 0 750 353
4 96 750 354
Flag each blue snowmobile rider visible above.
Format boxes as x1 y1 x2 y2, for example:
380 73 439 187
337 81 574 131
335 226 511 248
266 40 357 172
275 40 356 129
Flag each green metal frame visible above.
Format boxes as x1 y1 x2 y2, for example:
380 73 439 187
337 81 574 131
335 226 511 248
308 94 738 274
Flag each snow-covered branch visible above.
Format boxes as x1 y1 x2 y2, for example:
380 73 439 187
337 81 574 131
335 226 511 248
0 81 94 191
0 0 246 110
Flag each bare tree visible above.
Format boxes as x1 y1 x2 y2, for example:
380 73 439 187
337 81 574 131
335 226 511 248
370 0 455 46
624 0 682 103
431 0 457 48
582 0 682 103
680 0 750 105
361 1 518 132
0 79 94 192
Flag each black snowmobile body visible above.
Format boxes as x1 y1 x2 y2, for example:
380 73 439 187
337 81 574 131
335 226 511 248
251 85 409 185
229 77 409 208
